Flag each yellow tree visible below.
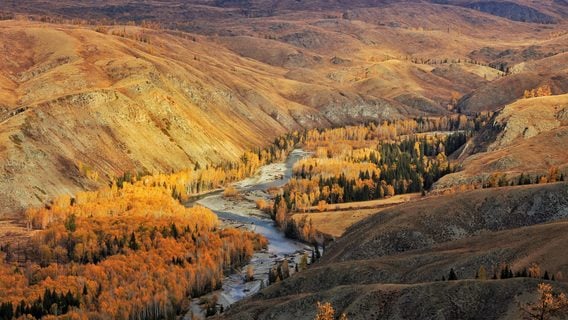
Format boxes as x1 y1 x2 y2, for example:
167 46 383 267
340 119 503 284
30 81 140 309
275 199 288 229
521 283 568 320
314 302 348 320
315 302 335 320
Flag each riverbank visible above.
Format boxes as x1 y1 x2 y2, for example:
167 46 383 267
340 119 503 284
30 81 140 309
184 150 312 319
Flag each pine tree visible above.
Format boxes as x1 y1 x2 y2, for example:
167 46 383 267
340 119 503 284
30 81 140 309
448 268 458 281
129 232 139 251
543 271 550 280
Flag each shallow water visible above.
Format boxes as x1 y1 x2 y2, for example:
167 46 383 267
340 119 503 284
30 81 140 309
185 149 312 318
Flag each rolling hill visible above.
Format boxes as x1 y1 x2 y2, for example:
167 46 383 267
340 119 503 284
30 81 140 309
2 0 565 216
0 1 567 319
223 183 568 319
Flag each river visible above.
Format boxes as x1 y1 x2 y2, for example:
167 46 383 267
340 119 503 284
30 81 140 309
184 149 312 318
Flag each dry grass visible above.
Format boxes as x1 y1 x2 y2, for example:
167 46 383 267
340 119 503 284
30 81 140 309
293 193 422 237
292 208 381 238
305 193 422 212
223 186 240 198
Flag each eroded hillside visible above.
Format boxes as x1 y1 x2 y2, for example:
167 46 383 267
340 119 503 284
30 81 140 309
0 0 567 241
223 183 568 319
436 94 568 189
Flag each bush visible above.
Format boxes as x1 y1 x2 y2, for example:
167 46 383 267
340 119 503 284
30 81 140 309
223 186 239 198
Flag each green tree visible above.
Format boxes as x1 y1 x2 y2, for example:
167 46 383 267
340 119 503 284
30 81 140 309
448 268 458 281
64 214 77 232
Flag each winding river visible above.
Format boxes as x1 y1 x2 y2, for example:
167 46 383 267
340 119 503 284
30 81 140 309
185 150 312 318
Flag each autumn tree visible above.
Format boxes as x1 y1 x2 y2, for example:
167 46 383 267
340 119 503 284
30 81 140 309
315 302 335 320
477 265 487 280
245 265 254 282
299 253 309 271
520 283 568 320
275 197 288 229
314 301 348 320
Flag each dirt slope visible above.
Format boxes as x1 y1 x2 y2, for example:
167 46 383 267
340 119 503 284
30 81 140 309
224 183 568 320
437 94 568 189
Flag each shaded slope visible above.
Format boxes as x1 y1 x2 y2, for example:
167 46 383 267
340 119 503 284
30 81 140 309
465 1 556 24
322 183 568 263
224 183 568 320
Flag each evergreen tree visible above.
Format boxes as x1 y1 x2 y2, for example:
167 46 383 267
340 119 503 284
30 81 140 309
128 232 139 251
448 268 458 281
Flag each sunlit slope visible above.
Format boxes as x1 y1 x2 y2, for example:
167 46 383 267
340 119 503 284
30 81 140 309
0 21 321 216
436 94 568 189
0 17 507 216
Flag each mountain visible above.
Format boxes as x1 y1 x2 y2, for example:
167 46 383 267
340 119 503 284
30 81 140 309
1 1 568 319
3 0 566 215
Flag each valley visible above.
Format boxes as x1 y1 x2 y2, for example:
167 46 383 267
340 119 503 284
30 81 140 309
0 0 567 319
185 149 312 317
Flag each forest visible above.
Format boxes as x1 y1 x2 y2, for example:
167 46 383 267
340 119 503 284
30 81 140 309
0 183 267 319
0 133 305 319
271 115 492 241
0 129 311 319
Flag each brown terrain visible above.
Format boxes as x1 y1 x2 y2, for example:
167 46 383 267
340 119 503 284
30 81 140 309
436 93 568 189
0 1 567 217
224 183 568 319
292 194 422 238
0 1 567 319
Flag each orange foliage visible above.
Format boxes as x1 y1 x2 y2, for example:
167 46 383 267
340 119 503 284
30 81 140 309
3 185 266 319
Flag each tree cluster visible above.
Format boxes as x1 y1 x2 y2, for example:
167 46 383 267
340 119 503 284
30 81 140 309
524 85 552 99
1 184 267 319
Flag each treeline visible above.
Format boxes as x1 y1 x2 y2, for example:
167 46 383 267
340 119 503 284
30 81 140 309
441 263 563 282
303 113 490 149
0 184 267 319
0 288 79 320
523 85 552 99
72 131 305 209
485 169 565 189
438 167 566 195
5 14 164 30
403 56 494 68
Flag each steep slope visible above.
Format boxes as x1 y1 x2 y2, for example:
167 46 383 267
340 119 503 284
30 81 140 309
224 183 568 319
437 94 568 189
0 21 323 216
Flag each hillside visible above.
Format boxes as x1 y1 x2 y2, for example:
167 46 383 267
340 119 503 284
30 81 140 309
0 1 567 319
223 183 568 319
436 94 568 189
0 21 314 216
1 0 567 217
